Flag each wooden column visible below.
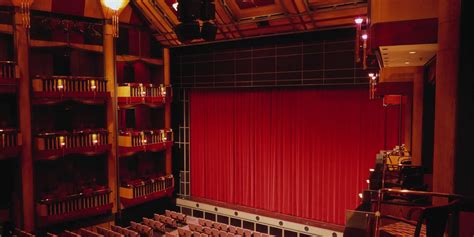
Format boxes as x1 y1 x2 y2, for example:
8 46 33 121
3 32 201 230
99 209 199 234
411 67 424 165
432 0 460 195
14 10 34 231
104 23 118 213
164 48 172 175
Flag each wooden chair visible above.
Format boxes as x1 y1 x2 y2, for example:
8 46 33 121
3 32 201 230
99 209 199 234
379 200 460 237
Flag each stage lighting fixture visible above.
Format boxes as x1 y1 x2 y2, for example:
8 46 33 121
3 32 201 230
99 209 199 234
175 21 201 43
200 0 216 21
177 0 201 22
201 22 217 41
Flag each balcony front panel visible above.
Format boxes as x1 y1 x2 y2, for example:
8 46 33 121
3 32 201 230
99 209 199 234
34 129 110 160
0 61 18 93
118 129 173 157
0 129 22 160
32 76 109 104
36 188 112 227
117 83 172 108
120 175 174 208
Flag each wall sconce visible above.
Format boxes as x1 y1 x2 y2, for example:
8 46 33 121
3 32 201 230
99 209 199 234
92 134 98 145
57 79 64 90
369 72 378 99
362 32 368 69
59 136 66 147
90 80 97 90
354 17 364 63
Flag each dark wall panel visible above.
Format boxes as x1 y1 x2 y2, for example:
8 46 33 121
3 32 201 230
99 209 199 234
171 28 373 88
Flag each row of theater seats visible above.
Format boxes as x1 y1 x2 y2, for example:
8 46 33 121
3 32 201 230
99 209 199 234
193 219 271 237
165 210 187 223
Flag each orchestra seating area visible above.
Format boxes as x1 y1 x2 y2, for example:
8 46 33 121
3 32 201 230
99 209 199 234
12 210 274 237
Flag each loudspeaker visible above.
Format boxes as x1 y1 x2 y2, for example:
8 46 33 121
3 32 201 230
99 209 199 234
178 0 201 22
200 22 217 41
175 21 201 43
200 0 215 21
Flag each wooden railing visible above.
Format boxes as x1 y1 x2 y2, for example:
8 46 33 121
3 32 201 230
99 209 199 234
0 61 16 79
121 175 174 199
32 76 107 93
35 129 108 150
0 128 22 148
37 189 111 217
118 83 171 98
119 129 172 147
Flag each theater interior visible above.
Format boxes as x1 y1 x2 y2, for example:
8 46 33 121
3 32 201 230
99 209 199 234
0 0 473 236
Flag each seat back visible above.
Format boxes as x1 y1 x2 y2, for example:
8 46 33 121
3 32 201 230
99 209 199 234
61 230 81 237
198 218 206 226
79 228 103 237
227 226 236 234
417 200 460 237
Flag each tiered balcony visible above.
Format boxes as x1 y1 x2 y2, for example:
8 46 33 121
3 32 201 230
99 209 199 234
32 75 108 104
34 129 110 160
0 129 22 160
36 188 112 226
118 129 173 157
117 83 172 108
120 175 174 208
0 61 17 93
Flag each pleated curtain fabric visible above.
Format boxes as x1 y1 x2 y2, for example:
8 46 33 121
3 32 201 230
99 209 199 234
190 88 401 225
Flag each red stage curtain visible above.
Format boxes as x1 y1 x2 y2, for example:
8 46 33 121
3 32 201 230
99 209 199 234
190 88 401 225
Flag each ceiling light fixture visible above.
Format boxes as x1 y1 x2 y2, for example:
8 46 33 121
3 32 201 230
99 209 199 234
405 61 410 65
103 0 124 10
409 51 416 54
361 34 368 40
368 73 375 77
172 2 179 11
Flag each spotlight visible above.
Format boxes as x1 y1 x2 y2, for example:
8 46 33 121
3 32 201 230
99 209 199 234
175 21 201 42
368 73 375 77
362 34 368 40
201 21 217 41
354 17 363 24
177 0 201 22
200 0 216 21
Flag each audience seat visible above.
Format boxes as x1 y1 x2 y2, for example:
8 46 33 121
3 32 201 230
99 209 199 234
61 230 81 237
79 228 103 237
111 225 139 237
130 221 153 237
198 218 206 226
227 226 236 234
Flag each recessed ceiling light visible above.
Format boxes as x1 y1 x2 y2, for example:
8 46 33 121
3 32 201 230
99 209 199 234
405 61 410 64
409 51 416 54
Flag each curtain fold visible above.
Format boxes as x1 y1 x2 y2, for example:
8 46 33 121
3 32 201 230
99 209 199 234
190 88 402 225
